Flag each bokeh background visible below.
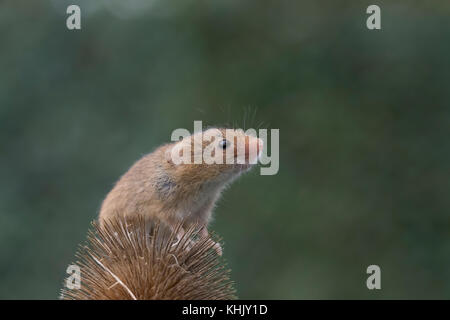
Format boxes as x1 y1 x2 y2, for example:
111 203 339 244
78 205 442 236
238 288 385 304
0 0 449 299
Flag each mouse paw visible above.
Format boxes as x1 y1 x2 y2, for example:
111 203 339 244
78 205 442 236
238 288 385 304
212 241 223 256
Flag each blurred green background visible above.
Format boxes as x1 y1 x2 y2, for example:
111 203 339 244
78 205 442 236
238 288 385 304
0 0 449 299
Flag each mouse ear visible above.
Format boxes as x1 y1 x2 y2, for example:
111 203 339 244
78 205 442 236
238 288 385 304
165 139 192 166
164 143 184 166
164 146 174 164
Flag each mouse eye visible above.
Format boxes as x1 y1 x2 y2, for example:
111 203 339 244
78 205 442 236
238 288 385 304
219 139 229 149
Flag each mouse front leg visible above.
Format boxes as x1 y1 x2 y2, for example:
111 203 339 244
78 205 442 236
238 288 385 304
200 228 222 256
172 225 198 253
190 200 222 255
173 226 222 256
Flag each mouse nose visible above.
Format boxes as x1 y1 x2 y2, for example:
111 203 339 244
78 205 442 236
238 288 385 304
257 138 264 155
245 136 264 163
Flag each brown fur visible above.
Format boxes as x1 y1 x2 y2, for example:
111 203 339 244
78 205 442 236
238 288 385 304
98 128 262 253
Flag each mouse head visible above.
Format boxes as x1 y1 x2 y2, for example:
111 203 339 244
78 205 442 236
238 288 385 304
165 128 263 185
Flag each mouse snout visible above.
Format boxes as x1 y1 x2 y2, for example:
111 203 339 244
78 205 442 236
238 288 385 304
244 136 264 163
257 138 264 158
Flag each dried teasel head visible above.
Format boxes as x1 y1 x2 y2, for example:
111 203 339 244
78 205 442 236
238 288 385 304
60 216 236 300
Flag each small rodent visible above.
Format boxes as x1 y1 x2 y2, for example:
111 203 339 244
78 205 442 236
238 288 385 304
98 127 263 255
